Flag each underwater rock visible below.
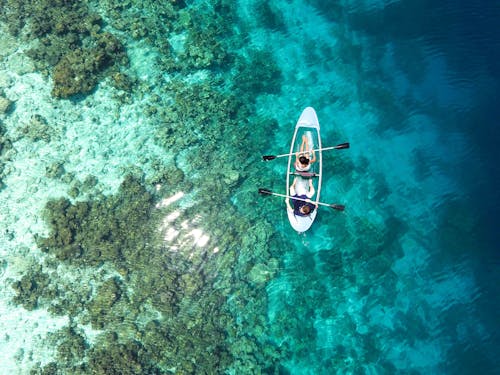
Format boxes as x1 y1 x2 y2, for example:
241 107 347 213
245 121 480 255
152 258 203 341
82 174 99 191
223 169 240 186
149 163 185 189
0 96 13 114
19 114 53 142
0 122 12 155
110 71 135 92
253 1 287 32
0 122 12 188
45 161 65 179
12 275 40 310
247 260 278 285
0 74 14 89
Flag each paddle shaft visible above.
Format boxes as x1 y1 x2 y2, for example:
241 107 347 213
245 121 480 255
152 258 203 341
266 143 349 160
262 190 335 208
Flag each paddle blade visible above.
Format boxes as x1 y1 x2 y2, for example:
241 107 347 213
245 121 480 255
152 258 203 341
334 142 350 150
258 188 272 195
262 155 276 161
331 204 345 211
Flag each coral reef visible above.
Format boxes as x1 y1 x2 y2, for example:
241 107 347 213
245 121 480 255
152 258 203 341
86 338 161 375
0 0 128 98
51 48 105 98
35 329 161 375
87 277 123 329
37 174 155 266
149 78 288 373
25 169 275 373
176 3 233 70
21 122 286 371
11 265 55 310
97 0 231 72
53 325 88 367
51 33 126 98
7 0 292 372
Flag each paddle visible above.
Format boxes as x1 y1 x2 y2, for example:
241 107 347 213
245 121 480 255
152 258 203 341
258 188 345 211
262 142 350 161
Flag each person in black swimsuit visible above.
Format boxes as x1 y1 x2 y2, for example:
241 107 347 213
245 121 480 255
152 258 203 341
286 177 317 216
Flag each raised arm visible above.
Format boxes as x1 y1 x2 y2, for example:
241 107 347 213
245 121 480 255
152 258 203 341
310 148 316 163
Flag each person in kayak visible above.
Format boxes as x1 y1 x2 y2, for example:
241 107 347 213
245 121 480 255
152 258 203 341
294 134 316 172
286 177 317 216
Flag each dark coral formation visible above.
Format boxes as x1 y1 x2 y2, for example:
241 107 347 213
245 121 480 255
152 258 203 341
37 175 155 266
0 0 127 98
86 277 124 329
12 265 54 310
86 338 161 375
51 32 127 98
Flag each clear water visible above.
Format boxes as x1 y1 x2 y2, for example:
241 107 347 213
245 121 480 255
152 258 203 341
0 0 498 373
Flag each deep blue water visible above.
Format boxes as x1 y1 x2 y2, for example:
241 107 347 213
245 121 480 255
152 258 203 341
257 0 500 373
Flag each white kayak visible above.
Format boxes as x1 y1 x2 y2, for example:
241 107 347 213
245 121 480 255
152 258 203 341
286 107 322 232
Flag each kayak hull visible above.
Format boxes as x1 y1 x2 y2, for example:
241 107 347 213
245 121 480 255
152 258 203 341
286 107 322 233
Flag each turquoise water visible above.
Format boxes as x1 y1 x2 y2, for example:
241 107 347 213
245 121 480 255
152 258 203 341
0 0 498 373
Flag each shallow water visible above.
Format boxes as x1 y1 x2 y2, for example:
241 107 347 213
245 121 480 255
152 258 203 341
0 0 498 373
